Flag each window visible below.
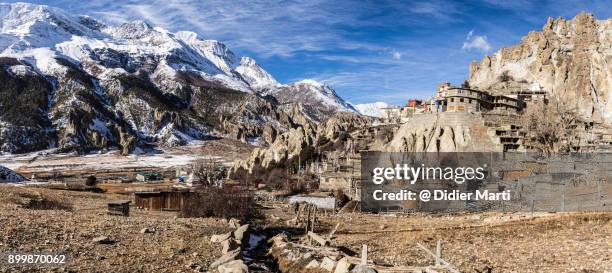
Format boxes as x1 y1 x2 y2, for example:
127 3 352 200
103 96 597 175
450 98 454 102
469 99 472 103
460 98 464 103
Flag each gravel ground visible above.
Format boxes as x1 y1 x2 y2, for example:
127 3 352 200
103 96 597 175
1 185 610 273
326 212 612 273
0 186 231 273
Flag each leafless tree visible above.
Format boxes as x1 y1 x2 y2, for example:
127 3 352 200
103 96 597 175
498 71 514 82
521 99 582 154
192 158 226 187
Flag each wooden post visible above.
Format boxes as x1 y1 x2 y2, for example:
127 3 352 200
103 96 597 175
307 231 329 246
312 206 317 232
435 240 442 266
561 186 565 212
361 244 368 266
297 203 303 225
597 180 603 208
327 223 340 241
305 204 312 233
416 243 460 273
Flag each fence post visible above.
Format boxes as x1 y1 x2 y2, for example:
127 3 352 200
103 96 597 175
435 240 442 266
312 207 317 232
361 244 368 266
561 185 565 212
305 204 311 233
597 180 603 208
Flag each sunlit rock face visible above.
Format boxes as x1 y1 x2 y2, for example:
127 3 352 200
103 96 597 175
469 12 612 124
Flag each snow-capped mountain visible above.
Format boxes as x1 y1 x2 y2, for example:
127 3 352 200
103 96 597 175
0 2 356 154
354 102 389 118
0 3 278 92
267 79 358 122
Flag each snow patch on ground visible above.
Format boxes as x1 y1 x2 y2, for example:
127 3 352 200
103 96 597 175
0 143 224 175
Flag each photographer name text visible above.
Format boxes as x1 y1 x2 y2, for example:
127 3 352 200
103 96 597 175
372 189 511 202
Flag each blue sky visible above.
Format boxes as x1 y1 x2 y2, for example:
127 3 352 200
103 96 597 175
10 0 612 105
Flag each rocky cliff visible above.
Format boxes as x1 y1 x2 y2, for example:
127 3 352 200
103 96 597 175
383 112 499 152
469 12 612 124
231 112 373 178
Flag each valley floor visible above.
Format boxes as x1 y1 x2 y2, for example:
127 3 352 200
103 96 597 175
325 212 611 272
0 185 232 273
0 138 255 182
0 185 610 272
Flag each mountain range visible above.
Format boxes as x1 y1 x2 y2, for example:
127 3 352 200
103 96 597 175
0 2 359 154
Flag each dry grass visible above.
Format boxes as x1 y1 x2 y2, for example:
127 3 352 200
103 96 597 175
326 212 612 272
0 185 232 272
22 197 73 211
181 187 255 219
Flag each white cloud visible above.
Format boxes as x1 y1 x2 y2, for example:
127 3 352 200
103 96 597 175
309 53 469 104
25 0 477 105
391 50 402 60
47 0 466 59
407 0 462 22
480 0 535 10
462 30 491 52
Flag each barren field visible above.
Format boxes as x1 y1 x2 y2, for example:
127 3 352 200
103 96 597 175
0 184 610 273
0 186 233 273
325 212 612 272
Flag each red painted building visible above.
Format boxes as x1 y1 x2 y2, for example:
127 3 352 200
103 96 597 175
407 99 422 107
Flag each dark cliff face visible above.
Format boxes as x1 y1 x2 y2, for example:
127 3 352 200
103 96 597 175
0 58 56 153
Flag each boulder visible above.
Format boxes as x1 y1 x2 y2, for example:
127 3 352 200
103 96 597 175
233 224 249 243
306 259 320 268
217 259 248 273
92 236 114 244
320 256 337 272
228 218 241 228
221 239 239 254
140 228 153 234
210 249 242 269
211 232 233 243
351 265 377 273
268 233 287 246
334 257 352 273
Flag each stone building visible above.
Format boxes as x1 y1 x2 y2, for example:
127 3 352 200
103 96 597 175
380 105 403 123
445 87 524 113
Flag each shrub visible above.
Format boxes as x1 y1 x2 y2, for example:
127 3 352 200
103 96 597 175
498 71 514 82
85 175 97 186
192 158 226 187
181 187 254 219
22 197 72 211
334 189 350 208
